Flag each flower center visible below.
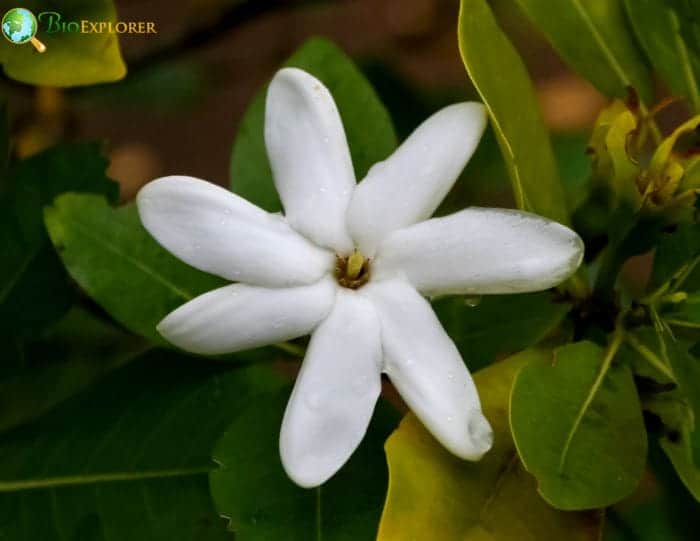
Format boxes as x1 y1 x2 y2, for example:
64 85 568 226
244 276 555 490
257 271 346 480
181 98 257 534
335 249 370 289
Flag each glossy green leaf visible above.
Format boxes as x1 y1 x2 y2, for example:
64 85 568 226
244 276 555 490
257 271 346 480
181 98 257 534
510 341 647 510
432 291 570 371
210 391 399 540
0 143 118 338
44 193 226 343
378 349 603 540
458 0 569 224
0 307 149 433
625 0 700 112
0 0 125 86
230 37 397 211
514 0 652 103
0 350 284 540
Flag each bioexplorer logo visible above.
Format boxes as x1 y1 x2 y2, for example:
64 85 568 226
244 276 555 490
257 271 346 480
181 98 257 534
1 6 157 53
2 8 46 52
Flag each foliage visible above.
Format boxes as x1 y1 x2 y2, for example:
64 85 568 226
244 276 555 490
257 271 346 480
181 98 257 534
378 350 604 540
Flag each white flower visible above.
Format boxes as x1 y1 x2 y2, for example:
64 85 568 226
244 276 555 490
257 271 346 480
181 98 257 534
136 67 583 488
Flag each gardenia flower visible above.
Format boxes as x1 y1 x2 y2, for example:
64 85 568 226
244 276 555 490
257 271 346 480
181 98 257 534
137 67 583 488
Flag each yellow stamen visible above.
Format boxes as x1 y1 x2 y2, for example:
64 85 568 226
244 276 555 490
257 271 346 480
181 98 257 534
346 250 364 280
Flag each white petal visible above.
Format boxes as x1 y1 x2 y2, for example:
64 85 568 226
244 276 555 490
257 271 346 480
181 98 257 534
137 176 333 287
347 103 487 255
373 208 584 296
265 68 355 253
362 279 492 460
280 290 382 487
157 277 337 355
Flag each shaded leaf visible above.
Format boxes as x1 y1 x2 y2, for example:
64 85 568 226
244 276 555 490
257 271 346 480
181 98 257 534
625 327 700 499
230 37 397 211
625 0 700 112
44 193 226 343
664 339 700 467
0 143 118 338
514 0 652 103
210 391 399 540
0 0 125 86
0 307 149 433
0 350 284 540
432 291 570 371
510 341 647 509
458 0 569 224
378 349 603 540
649 223 700 290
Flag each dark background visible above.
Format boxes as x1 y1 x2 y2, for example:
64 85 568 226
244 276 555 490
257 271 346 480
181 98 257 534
1 0 603 201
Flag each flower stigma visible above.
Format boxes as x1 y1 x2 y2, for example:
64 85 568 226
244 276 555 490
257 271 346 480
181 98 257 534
335 249 371 289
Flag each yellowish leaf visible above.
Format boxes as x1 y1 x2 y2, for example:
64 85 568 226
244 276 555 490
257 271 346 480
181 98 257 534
377 350 603 541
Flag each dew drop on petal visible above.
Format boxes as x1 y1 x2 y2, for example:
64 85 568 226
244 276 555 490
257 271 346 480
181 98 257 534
467 412 494 453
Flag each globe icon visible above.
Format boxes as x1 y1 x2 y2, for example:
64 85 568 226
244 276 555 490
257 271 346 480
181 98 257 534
2 8 37 44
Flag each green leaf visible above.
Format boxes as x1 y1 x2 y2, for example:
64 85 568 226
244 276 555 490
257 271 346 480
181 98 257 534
230 36 397 211
0 143 118 338
625 327 700 498
514 0 653 103
44 193 226 343
625 0 700 112
210 391 399 540
458 0 569 225
649 223 700 290
510 340 647 510
432 291 570 372
0 307 149 433
660 425 700 502
378 349 603 540
664 339 700 466
0 350 284 540
0 0 125 86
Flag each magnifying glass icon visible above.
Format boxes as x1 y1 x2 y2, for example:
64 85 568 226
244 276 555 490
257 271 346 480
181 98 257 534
2 8 47 53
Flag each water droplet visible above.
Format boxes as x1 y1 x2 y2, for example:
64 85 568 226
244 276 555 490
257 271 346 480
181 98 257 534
447 371 455 381
405 358 415 367
446 415 454 423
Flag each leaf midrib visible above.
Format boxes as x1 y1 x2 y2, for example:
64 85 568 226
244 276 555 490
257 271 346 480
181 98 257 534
570 0 631 90
0 466 212 493
60 212 196 302
557 334 622 473
668 8 700 111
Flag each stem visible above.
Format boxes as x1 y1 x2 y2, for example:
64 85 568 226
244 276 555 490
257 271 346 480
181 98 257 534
625 333 675 381
665 318 700 329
